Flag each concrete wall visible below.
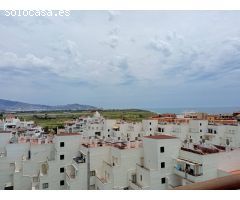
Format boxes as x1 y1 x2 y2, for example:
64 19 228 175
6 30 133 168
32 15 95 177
0 159 15 189
6 143 30 160
54 135 81 164
0 132 12 152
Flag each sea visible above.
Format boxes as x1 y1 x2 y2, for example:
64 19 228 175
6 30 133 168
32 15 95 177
146 106 240 115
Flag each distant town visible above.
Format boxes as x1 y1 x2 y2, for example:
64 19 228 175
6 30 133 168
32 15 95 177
1 108 240 189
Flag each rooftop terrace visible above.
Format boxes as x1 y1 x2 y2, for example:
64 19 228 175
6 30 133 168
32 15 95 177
81 138 142 150
144 134 177 140
181 143 233 155
56 132 81 136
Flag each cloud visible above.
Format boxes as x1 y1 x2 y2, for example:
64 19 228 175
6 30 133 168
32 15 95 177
1 11 240 107
0 50 53 69
101 26 120 49
148 37 172 57
107 11 120 21
0 38 136 86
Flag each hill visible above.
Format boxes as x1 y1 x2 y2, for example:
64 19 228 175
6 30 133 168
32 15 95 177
0 99 98 111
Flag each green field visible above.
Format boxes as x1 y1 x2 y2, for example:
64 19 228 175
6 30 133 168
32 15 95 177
1 109 157 130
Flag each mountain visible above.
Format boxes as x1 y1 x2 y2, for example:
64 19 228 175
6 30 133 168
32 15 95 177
0 99 98 111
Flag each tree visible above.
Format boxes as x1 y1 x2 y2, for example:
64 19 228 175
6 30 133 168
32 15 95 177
43 126 49 134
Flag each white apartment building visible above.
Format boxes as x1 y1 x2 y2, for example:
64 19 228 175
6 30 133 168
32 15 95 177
0 111 240 190
172 143 240 188
129 135 181 190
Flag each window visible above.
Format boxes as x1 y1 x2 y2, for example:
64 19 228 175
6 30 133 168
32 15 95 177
132 174 137 183
60 167 64 173
200 123 202 126
60 155 64 160
160 147 164 153
60 180 64 186
42 183 48 189
150 128 152 131
140 175 142 181
161 177 166 184
161 162 165 168
95 132 101 136
90 170 96 176
149 122 152 125
4 186 13 190
108 129 110 132
200 129 202 132
60 142 64 147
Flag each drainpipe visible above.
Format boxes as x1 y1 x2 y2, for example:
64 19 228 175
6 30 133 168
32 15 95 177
87 149 90 190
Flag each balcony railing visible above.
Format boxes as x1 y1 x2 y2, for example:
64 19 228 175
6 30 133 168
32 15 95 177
73 156 86 164
174 168 203 183
128 180 149 190
136 163 150 171
175 167 203 177
68 172 76 179
96 175 108 184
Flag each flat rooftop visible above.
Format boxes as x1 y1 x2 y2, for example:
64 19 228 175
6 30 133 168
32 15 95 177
144 135 177 139
230 170 240 175
181 144 232 155
56 132 81 136
81 139 142 150
0 131 12 133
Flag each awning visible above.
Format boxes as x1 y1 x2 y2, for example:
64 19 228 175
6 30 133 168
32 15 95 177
175 158 202 166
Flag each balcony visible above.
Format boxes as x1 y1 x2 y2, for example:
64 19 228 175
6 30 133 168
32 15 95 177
174 158 203 183
96 175 112 189
174 168 203 183
73 156 86 164
66 165 77 180
32 182 40 190
96 176 108 184
136 163 150 171
128 180 149 190
40 162 49 176
14 162 22 173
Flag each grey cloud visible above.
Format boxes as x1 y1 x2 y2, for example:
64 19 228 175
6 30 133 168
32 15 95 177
0 51 54 69
102 26 120 49
1 11 240 107
107 11 120 22
148 37 172 57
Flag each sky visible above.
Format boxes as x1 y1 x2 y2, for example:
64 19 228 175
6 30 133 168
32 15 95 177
0 11 240 109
